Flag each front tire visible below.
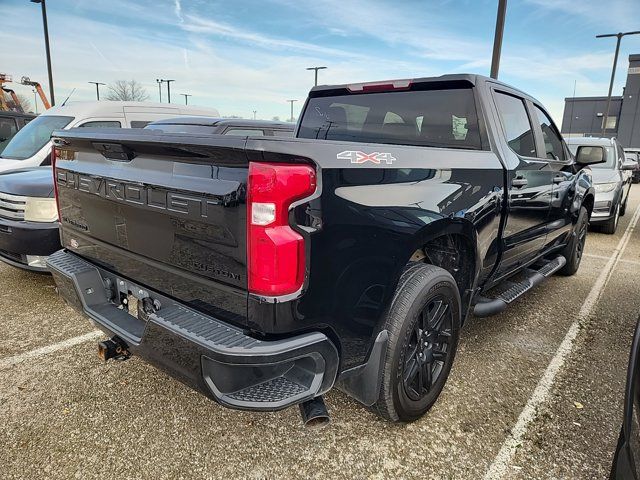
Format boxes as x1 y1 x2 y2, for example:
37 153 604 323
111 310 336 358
372 263 461 422
558 206 588 276
601 202 620 235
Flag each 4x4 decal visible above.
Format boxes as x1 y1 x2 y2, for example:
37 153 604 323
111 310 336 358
337 150 397 165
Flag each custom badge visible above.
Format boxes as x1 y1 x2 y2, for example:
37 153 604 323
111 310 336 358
337 150 397 165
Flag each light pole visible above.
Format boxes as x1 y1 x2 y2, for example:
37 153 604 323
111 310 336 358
287 99 297 123
490 0 507 79
165 79 175 103
253 110 257 120
88 81 105 101
306 66 327 86
156 79 163 102
597 31 640 135
180 93 191 105
33 89 38 114
31 0 55 105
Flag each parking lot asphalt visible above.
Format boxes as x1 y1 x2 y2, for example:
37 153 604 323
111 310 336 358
1 187 639 480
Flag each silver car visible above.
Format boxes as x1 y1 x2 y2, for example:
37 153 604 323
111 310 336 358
566 137 637 234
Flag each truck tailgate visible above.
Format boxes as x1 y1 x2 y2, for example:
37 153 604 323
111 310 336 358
53 131 250 326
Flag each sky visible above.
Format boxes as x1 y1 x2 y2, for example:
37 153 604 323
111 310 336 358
3 0 640 123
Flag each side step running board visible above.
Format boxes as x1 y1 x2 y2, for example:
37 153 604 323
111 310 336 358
473 255 566 318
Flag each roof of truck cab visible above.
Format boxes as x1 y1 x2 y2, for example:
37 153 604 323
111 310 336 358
147 117 294 129
37 101 219 118
309 73 533 100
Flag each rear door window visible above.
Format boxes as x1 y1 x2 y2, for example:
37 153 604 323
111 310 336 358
298 87 482 149
493 91 536 158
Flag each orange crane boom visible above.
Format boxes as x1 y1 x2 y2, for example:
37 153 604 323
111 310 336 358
20 76 51 110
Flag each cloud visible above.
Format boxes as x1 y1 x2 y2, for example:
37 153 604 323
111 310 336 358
524 0 640 31
4 0 636 124
0 1 438 119
272 0 492 62
174 0 183 24
179 15 362 59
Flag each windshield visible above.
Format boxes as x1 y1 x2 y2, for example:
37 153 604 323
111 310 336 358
568 144 616 169
0 115 73 160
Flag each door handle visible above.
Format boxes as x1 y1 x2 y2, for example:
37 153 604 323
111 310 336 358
552 175 564 184
512 177 528 188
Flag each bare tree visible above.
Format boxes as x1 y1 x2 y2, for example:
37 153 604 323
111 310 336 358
17 94 32 112
6 93 33 113
105 80 150 102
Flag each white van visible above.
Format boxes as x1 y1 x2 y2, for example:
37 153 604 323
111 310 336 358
0 101 219 172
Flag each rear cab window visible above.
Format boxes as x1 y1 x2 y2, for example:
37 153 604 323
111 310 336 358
298 84 483 149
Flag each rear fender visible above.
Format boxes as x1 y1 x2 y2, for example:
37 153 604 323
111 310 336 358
572 169 595 221
407 217 481 290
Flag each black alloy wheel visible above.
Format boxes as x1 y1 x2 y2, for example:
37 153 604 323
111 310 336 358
575 217 587 265
372 262 461 422
402 296 453 401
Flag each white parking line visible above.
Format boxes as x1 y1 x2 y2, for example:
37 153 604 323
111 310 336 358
583 253 612 261
484 203 640 479
584 253 640 266
0 330 102 370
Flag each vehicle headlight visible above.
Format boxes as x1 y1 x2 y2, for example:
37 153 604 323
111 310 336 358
594 182 618 193
24 197 58 223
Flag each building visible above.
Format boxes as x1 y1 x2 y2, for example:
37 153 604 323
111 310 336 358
561 54 640 148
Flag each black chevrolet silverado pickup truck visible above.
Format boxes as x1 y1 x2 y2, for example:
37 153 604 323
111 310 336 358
48 74 602 425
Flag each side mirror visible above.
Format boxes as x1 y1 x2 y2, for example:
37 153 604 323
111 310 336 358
575 145 607 166
622 159 639 171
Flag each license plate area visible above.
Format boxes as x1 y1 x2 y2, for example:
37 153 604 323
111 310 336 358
124 294 139 318
115 279 151 321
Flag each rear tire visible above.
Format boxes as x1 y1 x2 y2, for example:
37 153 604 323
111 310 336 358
558 206 588 276
601 202 620 235
372 263 461 422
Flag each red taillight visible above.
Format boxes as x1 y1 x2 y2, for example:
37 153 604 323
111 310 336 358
247 162 316 296
51 147 61 222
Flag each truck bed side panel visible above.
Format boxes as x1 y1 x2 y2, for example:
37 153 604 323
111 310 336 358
247 138 505 368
